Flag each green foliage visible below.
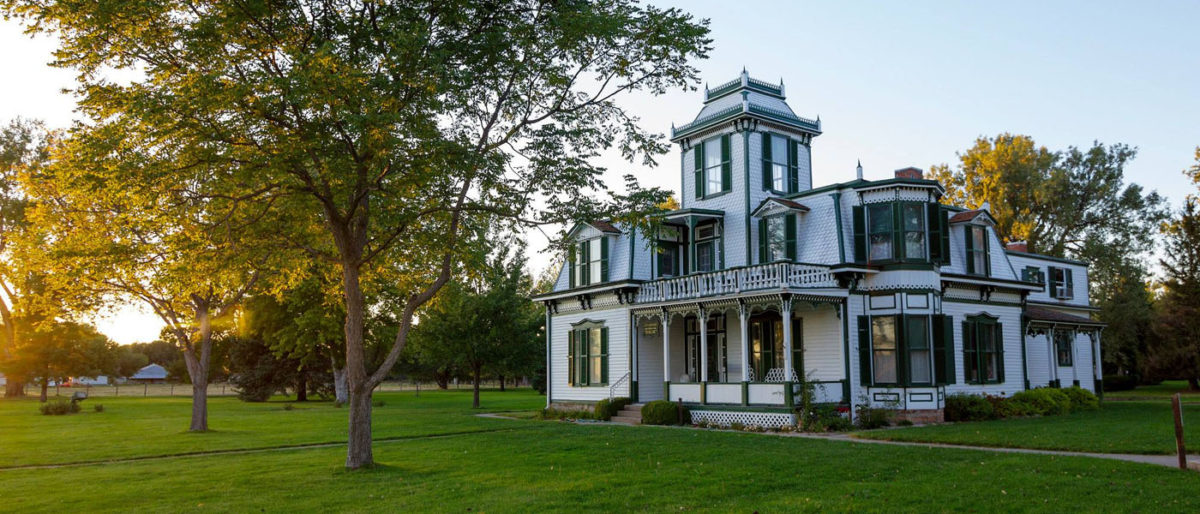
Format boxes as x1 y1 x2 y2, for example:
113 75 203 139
1061 386 1100 410
594 397 632 421
798 404 853 432
1103 374 1139 391
537 407 592 421
995 397 1041 418
1010 388 1072 416
7 321 117 396
92 404 104 413
1148 197 1200 388
944 393 996 422
641 400 684 426
39 398 80 415
855 406 891 429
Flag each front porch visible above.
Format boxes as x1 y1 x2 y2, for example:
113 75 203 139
631 292 849 410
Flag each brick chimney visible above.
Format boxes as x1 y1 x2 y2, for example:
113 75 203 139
895 167 923 179
1006 241 1028 253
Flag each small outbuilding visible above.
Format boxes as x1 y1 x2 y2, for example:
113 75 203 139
129 364 168 384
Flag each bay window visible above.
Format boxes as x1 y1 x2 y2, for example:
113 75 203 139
902 203 925 260
857 314 954 387
867 203 893 261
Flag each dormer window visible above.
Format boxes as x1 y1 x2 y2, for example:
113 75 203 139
1049 266 1074 299
568 237 608 287
965 225 989 276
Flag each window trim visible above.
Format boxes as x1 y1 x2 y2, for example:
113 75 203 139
1054 329 1074 367
695 135 732 199
962 314 1004 385
964 225 990 277
567 322 608 387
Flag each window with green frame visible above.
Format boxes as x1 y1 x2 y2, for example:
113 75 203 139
568 237 609 287
1054 329 1074 366
567 324 608 386
852 201 943 265
757 213 796 263
964 225 990 276
857 314 953 387
693 135 731 199
761 133 798 193
962 315 1003 384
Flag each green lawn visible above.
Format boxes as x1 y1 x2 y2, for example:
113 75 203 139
3 391 1200 512
858 401 1200 455
1106 380 1200 401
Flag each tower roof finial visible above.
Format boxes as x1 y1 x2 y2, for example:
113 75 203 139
856 160 863 180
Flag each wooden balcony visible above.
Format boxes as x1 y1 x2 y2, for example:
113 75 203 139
635 262 838 304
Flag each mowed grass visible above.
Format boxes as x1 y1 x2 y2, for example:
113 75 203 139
4 417 1200 511
858 401 1200 455
0 389 537 467
3 390 1200 512
1106 380 1200 402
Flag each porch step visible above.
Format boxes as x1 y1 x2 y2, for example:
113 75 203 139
611 404 644 425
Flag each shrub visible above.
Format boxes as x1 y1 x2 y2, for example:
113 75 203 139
1102 374 1137 392
283 404 295 411
1010 388 1071 416
945 393 995 422
371 399 386 408
855 406 891 429
896 419 914 427
594 397 632 421
1061 386 1100 411
39 398 81 416
798 404 853 432
641 400 685 425
537 407 592 420
995 397 1040 418
93 404 104 413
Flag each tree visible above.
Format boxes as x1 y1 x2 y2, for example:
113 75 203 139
1149 198 1200 390
6 0 709 468
412 242 542 408
8 321 116 401
115 346 150 379
22 125 264 432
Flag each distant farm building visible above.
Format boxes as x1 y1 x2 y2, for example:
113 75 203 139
129 364 168 384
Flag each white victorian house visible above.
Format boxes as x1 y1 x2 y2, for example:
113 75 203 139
533 71 1104 426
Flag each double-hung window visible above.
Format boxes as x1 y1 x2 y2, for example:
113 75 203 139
859 314 954 386
656 226 683 278
762 133 797 193
902 203 925 260
1055 329 1074 366
765 215 787 262
1049 266 1074 299
569 237 609 287
694 135 731 198
867 203 893 261
567 324 608 386
694 222 720 272
962 316 1003 384
965 225 989 276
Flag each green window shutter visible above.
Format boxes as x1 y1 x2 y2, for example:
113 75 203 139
852 205 866 263
965 226 975 274
600 327 609 384
927 203 943 263
581 241 591 285
568 243 577 288
758 217 768 264
787 140 798 194
784 214 797 261
961 321 973 384
857 316 871 386
891 202 903 261
1048 266 1059 298
761 132 772 190
694 145 704 199
995 323 1005 383
982 227 991 275
580 329 590 386
720 134 731 192
939 207 951 265
567 330 576 386
600 237 609 283
933 314 955 385
1065 268 1074 296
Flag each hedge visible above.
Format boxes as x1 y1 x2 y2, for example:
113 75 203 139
641 400 686 425
594 397 632 421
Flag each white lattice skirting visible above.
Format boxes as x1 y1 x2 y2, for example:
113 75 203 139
690 410 796 428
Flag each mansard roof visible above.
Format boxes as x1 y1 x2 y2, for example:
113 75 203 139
671 70 821 142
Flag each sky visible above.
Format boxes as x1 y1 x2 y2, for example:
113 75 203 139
3 1 1198 344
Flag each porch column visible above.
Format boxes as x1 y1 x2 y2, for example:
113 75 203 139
630 313 639 402
1094 330 1104 399
699 306 709 383
739 301 750 382
781 295 794 406
661 309 671 398
1047 325 1057 386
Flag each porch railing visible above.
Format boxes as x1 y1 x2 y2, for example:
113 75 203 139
609 371 630 400
636 262 837 303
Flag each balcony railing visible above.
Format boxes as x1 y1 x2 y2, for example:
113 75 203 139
636 262 837 303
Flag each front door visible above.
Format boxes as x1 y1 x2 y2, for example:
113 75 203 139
749 313 803 381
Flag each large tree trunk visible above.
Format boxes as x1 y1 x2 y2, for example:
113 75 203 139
181 300 214 432
39 378 48 402
332 359 348 405
498 374 506 392
296 374 308 402
435 369 449 389
342 262 374 469
1189 377 1200 392
472 362 481 409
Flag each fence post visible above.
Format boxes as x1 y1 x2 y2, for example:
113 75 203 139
1173 393 1187 470
171 384 174 396
144 383 148 397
